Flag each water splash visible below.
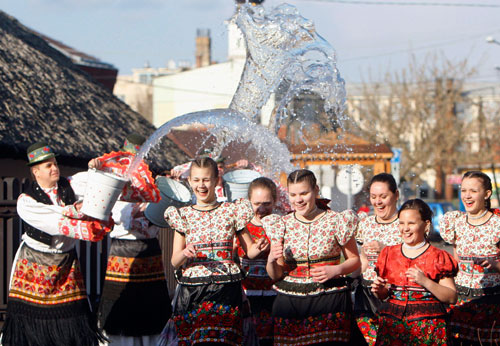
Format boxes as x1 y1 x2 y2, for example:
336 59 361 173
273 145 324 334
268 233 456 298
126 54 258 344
127 2 347 181
230 3 347 134
128 109 294 178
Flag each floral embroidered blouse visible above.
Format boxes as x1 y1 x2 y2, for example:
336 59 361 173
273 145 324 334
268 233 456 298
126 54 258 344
263 209 358 296
440 211 500 293
375 244 458 321
355 215 401 283
165 199 253 285
236 222 275 295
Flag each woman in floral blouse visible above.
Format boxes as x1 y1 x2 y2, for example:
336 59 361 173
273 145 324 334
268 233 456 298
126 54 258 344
355 173 402 345
161 157 269 346
371 199 458 346
264 169 361 345
439 171 500 345
235 177 278 345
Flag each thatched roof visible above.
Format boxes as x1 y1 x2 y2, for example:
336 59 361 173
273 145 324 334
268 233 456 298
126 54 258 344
0 11 188 171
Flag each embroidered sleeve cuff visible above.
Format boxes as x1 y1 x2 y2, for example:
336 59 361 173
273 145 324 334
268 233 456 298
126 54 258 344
58 215 114 241
61 204 85 219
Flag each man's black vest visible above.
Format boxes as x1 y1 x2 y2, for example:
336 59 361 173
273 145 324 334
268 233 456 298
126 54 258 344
22 177 77 246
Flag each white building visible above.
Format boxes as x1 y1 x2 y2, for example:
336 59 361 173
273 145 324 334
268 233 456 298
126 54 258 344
152 19 275 128
114 61 191 123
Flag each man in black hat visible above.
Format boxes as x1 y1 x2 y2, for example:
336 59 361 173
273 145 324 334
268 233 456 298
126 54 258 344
0 142 112 346
85 133 172 346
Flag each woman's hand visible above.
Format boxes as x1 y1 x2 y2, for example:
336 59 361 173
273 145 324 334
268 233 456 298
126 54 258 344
371 276 389 298
255 237 270 254
182 244 196 259
235 159 249 169
310 265 342 283
170 168 183 181
362 240 384 255
406 265 429 286
88 158 103 170
480 258 500 272
75 201 83 212
268 241 283 263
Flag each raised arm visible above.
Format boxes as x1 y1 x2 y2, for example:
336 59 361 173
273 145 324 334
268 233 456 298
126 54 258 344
266 239 285 281
17 194 112 242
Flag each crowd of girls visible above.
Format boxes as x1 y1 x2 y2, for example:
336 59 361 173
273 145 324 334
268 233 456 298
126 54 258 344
160 157 499 346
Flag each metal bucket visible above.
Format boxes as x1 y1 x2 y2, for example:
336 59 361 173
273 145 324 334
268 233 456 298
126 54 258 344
145 177 192 227
81 169 128 221
223 169 261 202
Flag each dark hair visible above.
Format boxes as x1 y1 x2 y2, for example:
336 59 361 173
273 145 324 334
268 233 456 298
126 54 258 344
398 198 433 223
369 173 398 194
287 169 317 189
190 157 219 178
462 171 492 210
248 177 277 201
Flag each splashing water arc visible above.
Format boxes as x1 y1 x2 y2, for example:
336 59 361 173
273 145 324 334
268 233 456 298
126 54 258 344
230 3 347 134
127 2 347 178
128 109 294 178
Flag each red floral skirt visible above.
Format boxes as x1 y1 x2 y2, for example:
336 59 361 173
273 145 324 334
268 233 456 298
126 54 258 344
354 280 381 346
357 315 378 346
376 315 448 346
248 295 275 345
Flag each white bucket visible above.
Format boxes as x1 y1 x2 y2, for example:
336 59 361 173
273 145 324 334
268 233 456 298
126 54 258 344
81 169 128 221
223 169 261 202
145 177 191 227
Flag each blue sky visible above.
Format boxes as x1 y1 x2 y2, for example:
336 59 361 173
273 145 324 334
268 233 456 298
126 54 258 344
2 0 500 83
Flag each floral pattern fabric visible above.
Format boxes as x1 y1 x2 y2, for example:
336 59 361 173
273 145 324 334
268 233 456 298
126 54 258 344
357 315 378 346
9 246 88 305
236 223 275 293
173 301 242 346
262 210 358 296
356 215 401 282
375 316 449 346
165 199 253 284
58 214 113 241
96 151 160 203
439 211 500 289
250 299 274 343
105 255 165 283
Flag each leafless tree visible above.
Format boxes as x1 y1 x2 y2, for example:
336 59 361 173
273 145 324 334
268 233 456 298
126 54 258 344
348 53 478 199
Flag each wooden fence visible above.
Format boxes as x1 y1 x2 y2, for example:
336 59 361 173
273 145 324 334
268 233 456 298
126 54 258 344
0 176 177 323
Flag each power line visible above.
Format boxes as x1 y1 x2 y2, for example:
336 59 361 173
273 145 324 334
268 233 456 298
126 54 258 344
300 0 500 7
340 28 500 62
